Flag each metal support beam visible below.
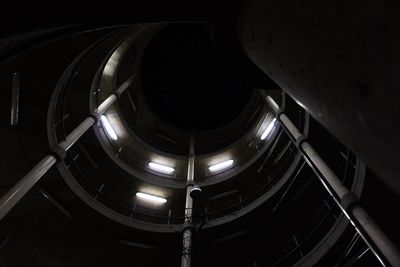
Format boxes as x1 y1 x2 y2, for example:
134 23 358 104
58 117 96 151
0 75 132 221
181 138 195 267
182 185 194 267
187 157 195 184
0 155 57 220
265 96 400 267
182 228 192 265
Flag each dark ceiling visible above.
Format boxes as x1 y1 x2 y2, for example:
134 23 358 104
142 23 274 131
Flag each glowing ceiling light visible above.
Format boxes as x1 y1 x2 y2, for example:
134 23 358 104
101 115 118 140
208 159 234 172
261 118 276 140
136 192 167 204
148 162 175 174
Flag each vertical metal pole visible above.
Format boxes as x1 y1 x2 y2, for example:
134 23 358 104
265 96 400 266
10 73 20 126
182 186 194 267
182 138 195 267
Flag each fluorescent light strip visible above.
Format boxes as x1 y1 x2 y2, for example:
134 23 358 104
260 118 276 140
101 115 118 140
136 192 167 204
208 159 234 172
148 162 175 174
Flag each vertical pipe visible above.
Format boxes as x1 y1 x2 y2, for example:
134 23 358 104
187 137 195 184
182 185 194 267
184 186 194 220
10 73 20 126
182 137 195 267
182 229 192 267
187 157 195 183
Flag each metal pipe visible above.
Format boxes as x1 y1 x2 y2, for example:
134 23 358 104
182 185 194 267
279 114 302 142
95 94 118 115
0 73 134 221
301 148 390 266
0 116 95 221
95 73 134 115
184 185 194 219
187 157 195 184
182 138 195 267
265 98 400 266
181 226 193 267
10 73 20 126
58 117 96 151
302 139 399 266
0 155 57 220
352 206 400 266
115 73 136 96
0 115 96 221
301 142 349 199
265 96 279 114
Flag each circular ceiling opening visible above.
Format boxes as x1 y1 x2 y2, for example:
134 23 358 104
142 23 253 131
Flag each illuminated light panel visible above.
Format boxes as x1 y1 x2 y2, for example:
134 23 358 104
208 159 234 172
260 118 276 140
101 115 118 140
148 162 175 174
136 192 167 204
